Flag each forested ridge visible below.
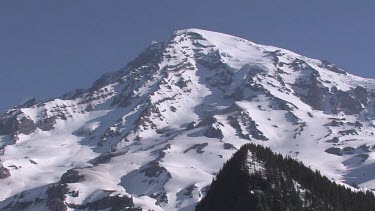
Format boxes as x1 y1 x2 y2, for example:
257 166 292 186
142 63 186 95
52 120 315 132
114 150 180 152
196 143 375 211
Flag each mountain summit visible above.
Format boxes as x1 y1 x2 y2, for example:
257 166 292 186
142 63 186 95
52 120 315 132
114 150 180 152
1 29 375 210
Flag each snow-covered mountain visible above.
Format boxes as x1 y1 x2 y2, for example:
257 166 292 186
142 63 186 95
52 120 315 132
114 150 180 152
1 28 375 211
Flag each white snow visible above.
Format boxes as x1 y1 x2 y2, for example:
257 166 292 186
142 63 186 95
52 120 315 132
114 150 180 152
1 28 375 210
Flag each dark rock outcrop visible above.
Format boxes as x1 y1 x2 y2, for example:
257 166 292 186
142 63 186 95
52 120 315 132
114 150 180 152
111 92 135 107
291 66 330 111
325 147 342 156
326 137 340 143
186 121 196 130
19 98 37 108
0 165 10 179
307 84 328 110
228 112 268 141
327 120 344 127
320 60 346 75
60 169 84 184
204 126 223 139
196 116 218 128
17 117 37 135
0 113 37 135
36 116 57 131
141 163 171 178
353 86 369 105
184 143 208 154
0 115 18 135
343 147 355 155
339 129 358 136
334 90 364 115
46 184 69 211
71 194 141 211
223 143 236 150
303 72 329 111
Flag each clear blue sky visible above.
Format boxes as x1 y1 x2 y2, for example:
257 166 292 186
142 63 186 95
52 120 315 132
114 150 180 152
1 1 374 111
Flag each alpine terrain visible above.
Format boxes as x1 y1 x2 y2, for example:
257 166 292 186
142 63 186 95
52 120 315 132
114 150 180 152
1 29 375 211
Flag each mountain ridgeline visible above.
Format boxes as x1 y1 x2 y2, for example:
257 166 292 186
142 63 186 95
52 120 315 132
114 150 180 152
196 143 375 211
1 29 375 210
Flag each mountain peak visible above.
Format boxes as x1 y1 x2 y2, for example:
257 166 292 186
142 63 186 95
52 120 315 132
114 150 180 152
174 28 240 39
1 29 375 211
173 28 258 48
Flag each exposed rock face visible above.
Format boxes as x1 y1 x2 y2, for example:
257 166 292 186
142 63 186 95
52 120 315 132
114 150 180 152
60 169 84 184
186 121 196 130
334 89 364 114
343 147 355 154
307 84 328 110
112 92 135 107
223 143 236 150
320 60 347 74
71 195 141 211
326 137 340 143
36 116 57 131
46 184 69 211
353 86 369 105
2 29 375 211
0 116 17 135
325 147 343 156
196 116 217 128
228 112 268 141
184 143 208 154
305 74 329 111
325 146 362 157
141 162 171 178
0 111 61 135
355 121 364 128
0 113 37 135
339 129 358 136
19 98 37 108
328 120 344 127
176 78 191 88
17 117 37 135
0 165 10 179
204 125 223 139
292 70 330 111
0 117 37 135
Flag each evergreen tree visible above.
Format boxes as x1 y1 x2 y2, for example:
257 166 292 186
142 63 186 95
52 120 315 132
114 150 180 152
196 143 375 211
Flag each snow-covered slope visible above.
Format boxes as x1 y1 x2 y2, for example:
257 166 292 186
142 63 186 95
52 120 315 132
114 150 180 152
1 28 375 210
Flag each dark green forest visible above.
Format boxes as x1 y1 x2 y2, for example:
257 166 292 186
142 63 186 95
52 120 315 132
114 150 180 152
196 143 375 211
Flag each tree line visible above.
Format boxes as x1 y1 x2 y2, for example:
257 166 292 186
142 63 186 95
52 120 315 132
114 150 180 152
196 143 375 211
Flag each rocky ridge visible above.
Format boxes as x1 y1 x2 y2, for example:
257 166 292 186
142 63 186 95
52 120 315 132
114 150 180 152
0 29 375 210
